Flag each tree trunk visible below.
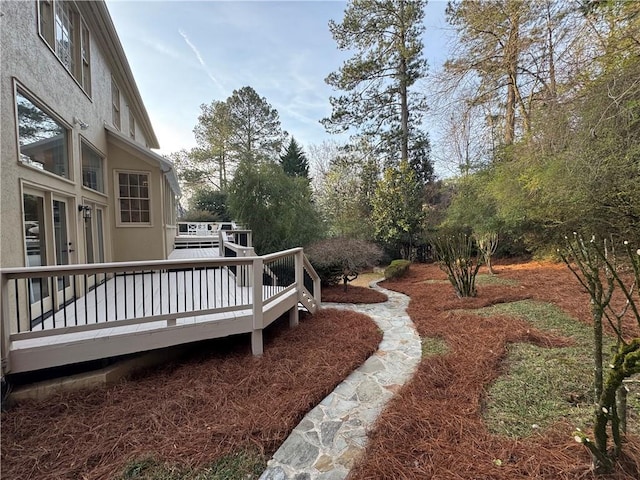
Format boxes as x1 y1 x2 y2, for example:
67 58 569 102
398 0 410 162
503 4 520 145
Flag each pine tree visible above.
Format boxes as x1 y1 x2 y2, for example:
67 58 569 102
322 0 429 165
279 137 310 179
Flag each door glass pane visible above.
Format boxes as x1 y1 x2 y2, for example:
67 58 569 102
23 194 49 301
53 199 70 290
96 209 105 263
84 212 94 263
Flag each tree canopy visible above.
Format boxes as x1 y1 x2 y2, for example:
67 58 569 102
323 0 430 166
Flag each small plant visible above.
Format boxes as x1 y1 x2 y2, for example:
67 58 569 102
431 232 482 298
475 232 499 274
559 233 640 473
306 237 384 291
384 259 411 279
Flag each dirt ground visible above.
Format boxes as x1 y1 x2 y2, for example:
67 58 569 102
348 262 640 480
2 261 638 479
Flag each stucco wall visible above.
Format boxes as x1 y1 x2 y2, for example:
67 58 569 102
107 144 166 262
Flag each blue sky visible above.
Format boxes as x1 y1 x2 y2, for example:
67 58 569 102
107 0 451 160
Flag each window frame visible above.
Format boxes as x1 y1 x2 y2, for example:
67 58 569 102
80 139 106 194
115 170 152 227
128 108 136 140
111 79 121 131
37 0 91 96
15 85 72 181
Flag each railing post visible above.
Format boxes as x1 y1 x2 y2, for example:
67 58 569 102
290 250 304 328
1 273 12 376
251 256 264 355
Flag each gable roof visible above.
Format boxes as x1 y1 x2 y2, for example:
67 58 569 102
105 125 180 196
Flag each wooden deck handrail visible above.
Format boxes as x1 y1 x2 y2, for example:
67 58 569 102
0 245 321 376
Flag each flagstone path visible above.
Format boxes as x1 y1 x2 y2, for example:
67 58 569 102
259 282 422 480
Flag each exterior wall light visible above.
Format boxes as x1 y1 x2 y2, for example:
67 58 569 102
78 204 92 219
73 116 89 130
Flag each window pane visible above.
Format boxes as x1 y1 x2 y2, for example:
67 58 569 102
17 92 69 178
81 142 103 192
117 172 150 223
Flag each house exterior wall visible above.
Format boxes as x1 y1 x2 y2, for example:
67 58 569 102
0 0 178 271
107 144 166 261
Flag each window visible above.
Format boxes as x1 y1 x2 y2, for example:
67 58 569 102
17 91 69 178
81 141 104 192
38 0 91 95
117 172 150 224
112 80 121 130
129 109 135 140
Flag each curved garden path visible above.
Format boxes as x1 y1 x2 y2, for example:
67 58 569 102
259 282 422 480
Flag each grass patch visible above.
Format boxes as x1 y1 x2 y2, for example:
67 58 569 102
421 336 449 357
119 450 266 480
475 274 519 287
477 300 615 438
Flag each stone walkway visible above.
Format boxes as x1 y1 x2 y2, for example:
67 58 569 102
259 282 422 480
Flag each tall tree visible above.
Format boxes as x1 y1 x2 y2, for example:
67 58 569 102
323 0 429 164
280 137 310 179
192 100 233 190
372 159 425 258
226 86 285 163
444 0 586 147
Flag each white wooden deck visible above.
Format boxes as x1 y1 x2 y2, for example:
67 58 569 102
2 246 320 375
168 247 220 259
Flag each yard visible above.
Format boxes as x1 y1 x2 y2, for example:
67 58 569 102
1 261 639 479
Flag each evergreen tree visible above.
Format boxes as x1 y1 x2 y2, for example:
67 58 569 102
226 86 285 163
322 0 429 164
372 159 425 259
280 137 310 179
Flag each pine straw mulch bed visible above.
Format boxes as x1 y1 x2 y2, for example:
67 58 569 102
348 262 640 480
1 308 382 480
322 284 388 304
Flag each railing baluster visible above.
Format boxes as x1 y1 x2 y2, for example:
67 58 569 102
16 279 21 334
113 273 118 320
168 269 171 314
39 277 45 331
94 274 98 323
151 269 155 315
133 270 137 318
142 270 146 316
72 275 77 326
183 269 187 312
124 271 128 319
83 274 88 325
62 275 68 328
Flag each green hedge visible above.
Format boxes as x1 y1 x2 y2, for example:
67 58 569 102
384 259 411 279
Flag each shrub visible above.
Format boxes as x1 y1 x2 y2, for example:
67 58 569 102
431 232 482 298
384 259 411 279
306 237 384 290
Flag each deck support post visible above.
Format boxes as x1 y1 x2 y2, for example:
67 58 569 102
251 329 263 356
251 256 264 356
288 306 299 328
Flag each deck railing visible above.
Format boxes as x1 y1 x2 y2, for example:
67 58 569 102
0 247 320 375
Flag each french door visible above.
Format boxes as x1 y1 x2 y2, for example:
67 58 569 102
53 197 74 303
23 191 76 323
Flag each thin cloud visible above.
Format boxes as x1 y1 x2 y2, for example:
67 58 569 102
178 28 226 94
